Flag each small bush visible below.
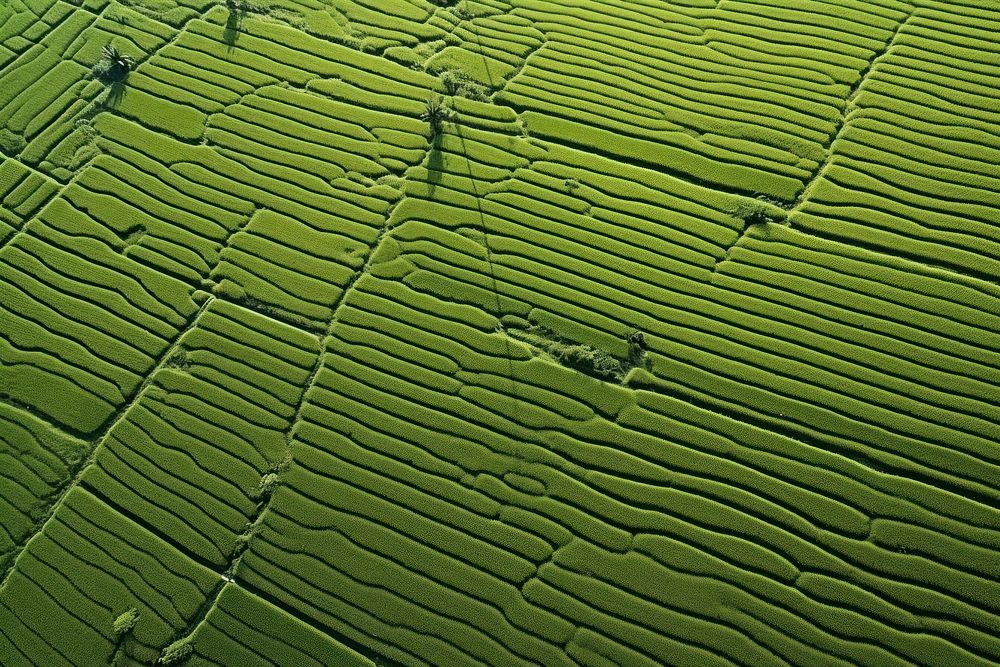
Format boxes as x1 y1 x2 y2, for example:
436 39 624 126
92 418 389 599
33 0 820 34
0 129 26 156
225 0 264 13
165 348 190 370
557 346 623 381
256 472 279 500
505 321 627 382
239 295 278 317
626 330 647 366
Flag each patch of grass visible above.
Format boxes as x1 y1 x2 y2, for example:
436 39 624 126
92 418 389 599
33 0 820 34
159 638 193 665
112 608 140 637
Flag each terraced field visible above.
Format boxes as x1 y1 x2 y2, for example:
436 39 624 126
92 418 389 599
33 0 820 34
0 0 998 665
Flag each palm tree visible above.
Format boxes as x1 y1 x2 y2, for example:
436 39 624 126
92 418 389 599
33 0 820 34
94 43 134 83
420 96 455 137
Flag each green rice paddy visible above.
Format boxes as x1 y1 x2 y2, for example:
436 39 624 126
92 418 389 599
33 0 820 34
0 0 998 664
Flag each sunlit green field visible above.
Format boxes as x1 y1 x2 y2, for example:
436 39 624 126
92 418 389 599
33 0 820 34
1 0 998 664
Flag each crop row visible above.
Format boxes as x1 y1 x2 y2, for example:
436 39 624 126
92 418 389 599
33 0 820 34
0 0 97 180
0 299 320 663
0 0 179 180
2 2 997 666
229 116 999 662
202 84 427 327
397 124 1000 504
70 142 361 324
0 159 60 246
255 0 544 86
82 12 446 327
187 11 439 102
75 298 319 566
0 192 200 433
62 144 254 284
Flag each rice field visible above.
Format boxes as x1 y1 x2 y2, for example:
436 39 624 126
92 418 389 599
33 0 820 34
0 0 997 665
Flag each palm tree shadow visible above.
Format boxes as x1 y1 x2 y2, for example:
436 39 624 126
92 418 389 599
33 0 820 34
426 132 445 197
105 80 127 109
455 123 519 402
224 8 245 49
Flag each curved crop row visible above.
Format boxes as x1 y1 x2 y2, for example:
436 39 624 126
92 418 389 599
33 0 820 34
0 403 87 573
237 239 1000 663
0 487 218 665
0 196 200 433
0 159 59 246
792 4 1000 281
497 0 911 201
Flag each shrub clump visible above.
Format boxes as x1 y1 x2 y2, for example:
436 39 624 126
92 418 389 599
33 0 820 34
256 472 280 500
730 198 787 229
558 345 625 381
626 330 647 366
159 638 193 665
440 69 489 101
225 0 265 13
165 348 190 370
239 295 278 317
503 318 635 382
0 129 26 156
112 608 139 637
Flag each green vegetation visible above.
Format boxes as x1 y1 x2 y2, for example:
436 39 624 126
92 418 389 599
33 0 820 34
730 198 788 230
0 0 998 666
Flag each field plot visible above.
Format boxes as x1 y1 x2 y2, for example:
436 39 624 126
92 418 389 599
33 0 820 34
0 403 87 573
238 177 1000 665
0 0 998 665
0 159 60 246
790 2 1000 281
182 584 375 666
